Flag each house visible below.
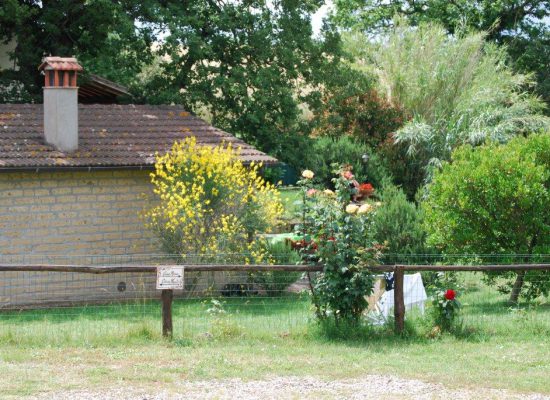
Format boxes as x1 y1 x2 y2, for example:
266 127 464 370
0 57 276 307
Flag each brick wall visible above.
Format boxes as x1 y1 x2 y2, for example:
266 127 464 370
0 169 234 308
0 169 162 260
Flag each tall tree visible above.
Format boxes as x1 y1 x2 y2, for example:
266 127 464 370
138 0 342 166
1 0 347 168
332 0 550 108
0 0 156 100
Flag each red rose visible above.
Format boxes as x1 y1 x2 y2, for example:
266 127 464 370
288 239 317 253
444 289 456 301
359 183 375 197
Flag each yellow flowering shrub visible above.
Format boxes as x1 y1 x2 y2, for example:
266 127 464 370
146 137 283 261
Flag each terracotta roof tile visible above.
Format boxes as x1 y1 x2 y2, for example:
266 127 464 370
0 104 278 169
38 57 83 71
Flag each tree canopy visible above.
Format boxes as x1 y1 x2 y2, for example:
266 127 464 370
0 0 348 167
0 0 156 97
136 0 342 165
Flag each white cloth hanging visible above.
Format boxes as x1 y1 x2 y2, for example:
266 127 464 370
372 273 428 323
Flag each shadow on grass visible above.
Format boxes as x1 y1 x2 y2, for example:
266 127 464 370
0 293 309 325
0 301 160 324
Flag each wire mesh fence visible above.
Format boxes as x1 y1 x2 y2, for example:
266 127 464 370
0 253 549 345
0 254 315 345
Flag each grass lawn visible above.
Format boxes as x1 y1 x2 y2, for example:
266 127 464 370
1 278 549 398
279 186 301 220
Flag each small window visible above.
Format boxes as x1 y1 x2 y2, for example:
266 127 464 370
48 71 55 86
59 71 64 86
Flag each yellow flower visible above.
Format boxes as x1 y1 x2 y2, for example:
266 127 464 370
144 136 283 258
302 169 314 179
323 189 335 197
357 203 373 215
345 204 359 214
375 202 383 207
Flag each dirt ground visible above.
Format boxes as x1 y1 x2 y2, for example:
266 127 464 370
27 375 550 400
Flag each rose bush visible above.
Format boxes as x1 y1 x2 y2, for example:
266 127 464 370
426 271 462 332
297 165 383 323
432 287 461 332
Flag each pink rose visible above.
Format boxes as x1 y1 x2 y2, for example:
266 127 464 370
306 188 317 197
342 171 354 180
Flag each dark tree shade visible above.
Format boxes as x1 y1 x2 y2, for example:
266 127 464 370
0 0 157 99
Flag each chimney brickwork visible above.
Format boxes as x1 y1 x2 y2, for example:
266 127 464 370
38 57 83 152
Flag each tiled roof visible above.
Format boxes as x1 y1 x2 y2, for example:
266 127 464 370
0 104 278 169
79 74 132 102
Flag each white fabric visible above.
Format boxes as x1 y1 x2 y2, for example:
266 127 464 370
374 273 428 322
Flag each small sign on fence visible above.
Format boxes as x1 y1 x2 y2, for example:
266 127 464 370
156 266 184 290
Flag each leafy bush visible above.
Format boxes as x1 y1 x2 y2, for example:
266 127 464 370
311 83 405 148
371 183 427 264
146 137 283 260
308 136 389 189
297 167 383 323
423 134 550 302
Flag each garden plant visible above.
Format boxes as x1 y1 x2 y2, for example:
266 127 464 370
423 134 550 303
146 137 284 261
296 166 383 323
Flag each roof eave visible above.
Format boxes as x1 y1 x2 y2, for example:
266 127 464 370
0 159 280 173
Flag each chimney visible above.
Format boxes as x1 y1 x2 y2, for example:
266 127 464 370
38 57 83 152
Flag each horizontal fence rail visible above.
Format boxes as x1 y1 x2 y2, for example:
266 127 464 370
394 264 550 271
0 262 549 337
2 263 549 273
0 264 324 273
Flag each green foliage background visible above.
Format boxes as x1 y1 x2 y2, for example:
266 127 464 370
423 134 550 301
332 0 550 111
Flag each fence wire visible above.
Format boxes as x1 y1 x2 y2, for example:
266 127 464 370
0 253 548 344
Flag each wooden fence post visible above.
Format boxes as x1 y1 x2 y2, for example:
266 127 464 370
161 289 173 338
394 266 405 334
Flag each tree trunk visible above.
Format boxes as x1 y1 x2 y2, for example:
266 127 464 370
509 271 525 304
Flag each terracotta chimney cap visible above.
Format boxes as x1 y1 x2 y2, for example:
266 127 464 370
38 57 83 72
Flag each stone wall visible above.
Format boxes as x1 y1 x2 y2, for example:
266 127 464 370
0 169 161 260
0 169 166 308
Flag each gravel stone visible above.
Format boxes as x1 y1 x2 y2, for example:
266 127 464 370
28 375 550 400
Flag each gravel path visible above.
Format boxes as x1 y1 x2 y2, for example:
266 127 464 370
28 375 550 400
